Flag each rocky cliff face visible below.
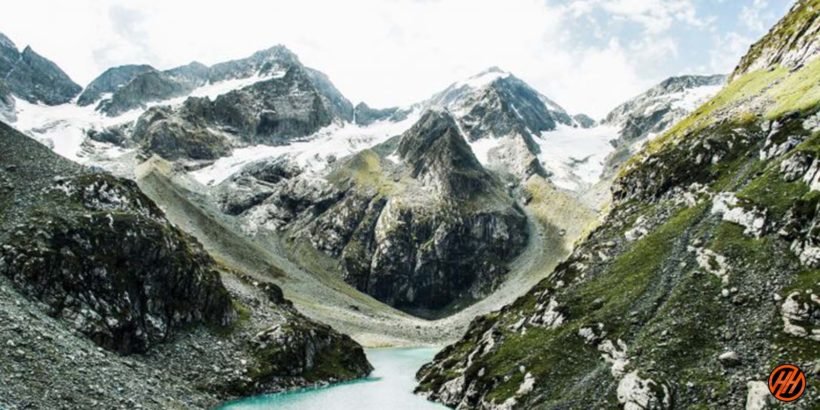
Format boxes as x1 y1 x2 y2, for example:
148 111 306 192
129 65 341 154
416 2 820 408
77 64 156 106
88 44 350 124
0 120 372 407
0 32 81 105
131 103 234 160
218 110 529 315
423 67 581 180
429 68 575 138
0 121 235 354
85 47 355 159
98 69 203 116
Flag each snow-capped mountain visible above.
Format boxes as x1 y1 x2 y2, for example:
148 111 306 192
6 44 358 168
420 67 581 180
597 74 726 180
603 74 726 147
2 31 726 197
0 33 729 317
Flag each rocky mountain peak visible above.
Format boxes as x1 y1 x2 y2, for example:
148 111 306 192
602 73 726 146
252 44 300 63
0 35 81 105
398 109 470 162
208 44 300 83
165 61 210 87
428 69 574 138
397 109 492 198
461 66 511 87
77 64 156 106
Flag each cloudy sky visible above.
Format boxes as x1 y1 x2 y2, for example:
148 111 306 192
0 0 792 118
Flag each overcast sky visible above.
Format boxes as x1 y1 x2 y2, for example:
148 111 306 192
0 0 792 118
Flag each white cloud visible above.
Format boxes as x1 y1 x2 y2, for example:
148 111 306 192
568 0 707 34
740 0 771 32
0 0 732 118
708 31 755 74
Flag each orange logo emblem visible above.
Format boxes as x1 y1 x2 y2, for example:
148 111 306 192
768 364 806 402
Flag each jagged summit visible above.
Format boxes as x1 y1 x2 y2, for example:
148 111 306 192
77 64 156 106
80 44 311 115
208 44 300 83
428 68 574 137
452 66 511 89
0 33 81 105
603 73 726 146
397 109 492 198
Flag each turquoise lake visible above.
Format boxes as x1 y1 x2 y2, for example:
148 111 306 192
218 347 450 409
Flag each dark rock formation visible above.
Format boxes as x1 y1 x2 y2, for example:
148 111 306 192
397 110 495 197
573 113 597 128
131 104 232 160
0 33 81 105
208 45 299 83
231 111 530 315
432 69 573 142
130 63 349 155
245 320 372 393
200 66 336 144
0 121 235 354
353 102 403 126
77 64 156 106
97 70 198 116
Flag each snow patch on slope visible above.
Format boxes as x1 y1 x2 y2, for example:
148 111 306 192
11 97 138 162
467 137 503 165
191 110 421 185
195 72 286 100
10 72 288 164
669 84 723 111
535 124 619 191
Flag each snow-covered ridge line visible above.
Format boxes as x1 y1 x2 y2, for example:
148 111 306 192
9 72 286 163
190 110 421 186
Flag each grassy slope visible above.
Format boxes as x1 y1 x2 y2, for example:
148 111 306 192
417 5 820 406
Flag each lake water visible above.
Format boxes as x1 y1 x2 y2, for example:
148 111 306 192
218 347 450 409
